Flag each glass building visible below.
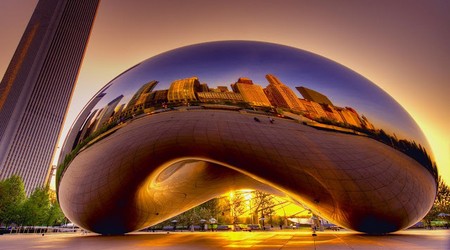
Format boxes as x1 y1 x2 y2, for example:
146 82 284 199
0 0 99 194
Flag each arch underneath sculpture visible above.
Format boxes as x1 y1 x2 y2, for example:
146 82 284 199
58 110 436 234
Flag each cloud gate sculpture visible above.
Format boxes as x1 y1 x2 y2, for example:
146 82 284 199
57 41 437 235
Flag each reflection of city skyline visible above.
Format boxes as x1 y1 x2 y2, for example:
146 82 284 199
72 73 436 180
55 41 438 235
87 73 375 134
76 41 429 150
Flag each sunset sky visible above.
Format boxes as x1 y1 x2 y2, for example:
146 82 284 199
1 0 449 184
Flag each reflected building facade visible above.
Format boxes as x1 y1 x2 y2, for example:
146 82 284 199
338 107 363 127
197 91 243 103
231 78 271 107
264 74 305 111
56 41 437 235
58 92 106 164
298 98 327 119
297 86 334 106
93 95 124 132
125 80 158 113
0 0 99 194
168 77 201 103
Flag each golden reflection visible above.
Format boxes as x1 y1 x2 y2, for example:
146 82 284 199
57 41 438 235
222 189 310 221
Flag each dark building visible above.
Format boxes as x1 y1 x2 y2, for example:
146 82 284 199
0 0 99 194
200 83 210 92
296 86 333 106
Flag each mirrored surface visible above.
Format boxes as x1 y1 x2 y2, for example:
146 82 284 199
57 41 437 234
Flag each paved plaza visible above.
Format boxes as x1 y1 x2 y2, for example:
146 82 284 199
0 229 448 249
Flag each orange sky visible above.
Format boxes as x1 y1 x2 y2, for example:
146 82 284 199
1 0 449 185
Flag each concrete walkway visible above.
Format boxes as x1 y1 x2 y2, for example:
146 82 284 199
0 229 448 249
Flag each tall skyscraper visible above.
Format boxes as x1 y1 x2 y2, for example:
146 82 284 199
296 86 333 106
0 0 99 194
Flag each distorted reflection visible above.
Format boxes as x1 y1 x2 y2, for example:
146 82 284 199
59 70 437 184
57 41 437 235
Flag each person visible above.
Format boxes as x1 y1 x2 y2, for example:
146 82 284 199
268 117 274 123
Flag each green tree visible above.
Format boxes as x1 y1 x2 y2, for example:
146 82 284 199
46 199 66 226
160 199 221 229
436 177 450 212
197 199 219 221
174 207 200 228
423 176 450 227
0 175 26 226
19 187 51 226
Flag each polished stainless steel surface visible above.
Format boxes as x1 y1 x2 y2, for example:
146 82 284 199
57 41 437 234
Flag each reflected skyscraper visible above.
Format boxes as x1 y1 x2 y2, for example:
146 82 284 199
0 0 99 194
168 77 201 103
126 80 158 111
58 92 106 165
296 86 333 106
264 74 305 111
92 95 124 132
231 77 271 107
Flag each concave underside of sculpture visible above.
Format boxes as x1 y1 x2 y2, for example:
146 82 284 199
57 41 437 235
